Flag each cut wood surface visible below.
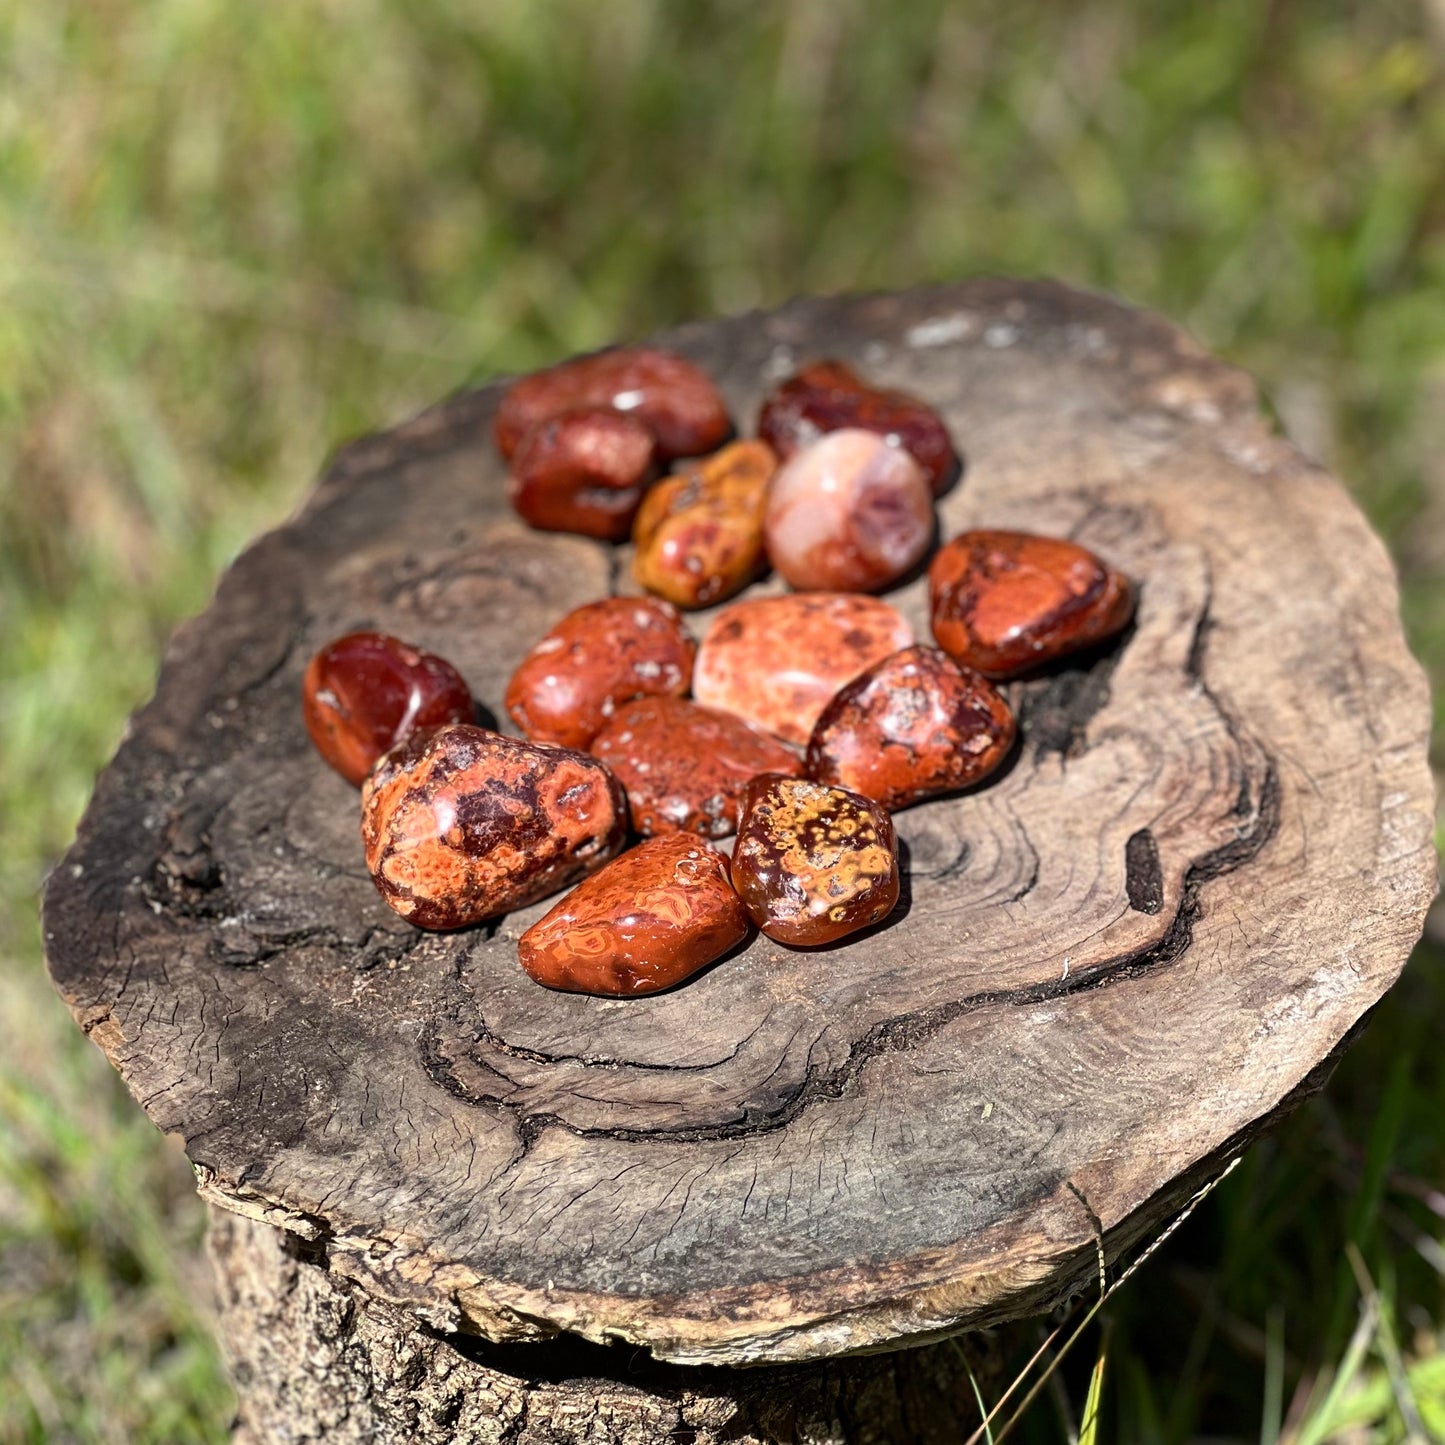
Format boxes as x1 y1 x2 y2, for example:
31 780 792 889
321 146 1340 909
44 281 1436 1367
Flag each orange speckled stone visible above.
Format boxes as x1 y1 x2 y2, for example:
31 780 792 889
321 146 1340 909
806 645 1016 810
518 834 751 996
731 775 899 946
929 529 1135 679
631 439 776 608
361 724 627 930
693 593 913 745
590 696 802 839
505 598 696 750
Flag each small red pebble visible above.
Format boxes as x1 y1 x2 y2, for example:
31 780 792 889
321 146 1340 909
301 631 473 786
929 529 1135 678
731 775 900 946
758 359 958 495
806 645 1016 810
590 696 802 839
494 347 731 462
361 724 627 930
505 597 696 750
518 834 751 996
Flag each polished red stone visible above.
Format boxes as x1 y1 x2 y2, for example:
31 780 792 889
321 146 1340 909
505 597 696 750
692 593 913 744
361 723 627 930
508 407 659 540
494 347 731 462
589 696 802 839
518 834 751 995
806 645 1015 810
758 359 958 495
301 631 474 786
731 775 900 946
929 530 1135 678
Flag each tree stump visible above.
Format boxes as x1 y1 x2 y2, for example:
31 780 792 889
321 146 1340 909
43 281 1436 1442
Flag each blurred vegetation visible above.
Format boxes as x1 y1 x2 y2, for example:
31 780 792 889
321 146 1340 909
1 1 1443 1440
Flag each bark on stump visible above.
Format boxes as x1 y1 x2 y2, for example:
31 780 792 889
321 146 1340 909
43 281 1436 1443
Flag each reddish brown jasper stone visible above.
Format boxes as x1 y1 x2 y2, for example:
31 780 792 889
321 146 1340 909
590 696 802 839
758 359 958 495
361 724 626 930
693 593 913 745
806 645 1015 810
631 440 776 608
505 597 697 750
508 407 659 541
518 834 751 996
929 529 1136 678
494 347 731 462
301 631 474 787
731 775 899 946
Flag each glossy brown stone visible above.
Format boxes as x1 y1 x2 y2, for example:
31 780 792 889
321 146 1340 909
518 834 751 996
508 407 659 540
806 645 1015 810
590 696 802 839
731 775 899 946
494 347 731 462
929 529 1136 678
631 440 775 608
758 359 958 495
361 723 626 930
693 593 913 745
301 631 474 787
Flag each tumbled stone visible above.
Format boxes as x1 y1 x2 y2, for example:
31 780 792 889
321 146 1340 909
693 593 913 744
631 440 775 608
590 696 802 839
806 645 1015 810
518 833 751 995
302 631 474 787
731 775 900 946
929 529 1135 678
508 407 659 541
505 597 696 750
763 429 934 593
361 724 626 930
758 359 958 495
494 347 731 462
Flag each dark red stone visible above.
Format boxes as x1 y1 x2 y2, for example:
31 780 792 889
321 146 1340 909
518 833 751 996
806 646 1015 810
301 631 473 787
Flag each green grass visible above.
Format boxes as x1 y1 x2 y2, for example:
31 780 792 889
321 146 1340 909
1 1 1443 1439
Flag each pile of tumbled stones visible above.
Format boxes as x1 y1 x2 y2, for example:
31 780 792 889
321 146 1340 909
302 347 1135 997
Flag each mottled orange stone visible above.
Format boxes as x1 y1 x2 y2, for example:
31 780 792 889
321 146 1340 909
518 834 751 996
806 645 1015 810
589 696 802 839
505 598 696 750
494 347 731 462
929 529 1135 678
692 593 913 744
631 440 776 608
361 724 627 930
731 775 900 946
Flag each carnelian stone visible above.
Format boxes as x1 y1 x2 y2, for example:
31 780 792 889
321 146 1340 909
929 529 1135 678
518 834 751 996
361 724 626 930
590 696 801 839
758 359 958 495
301 631 473 787
731 775 899 946
505 597 696 750
806 645 1015 810
494 347 731 462
693 593 912 745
